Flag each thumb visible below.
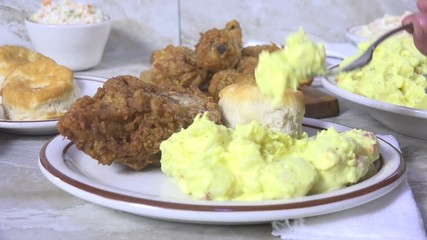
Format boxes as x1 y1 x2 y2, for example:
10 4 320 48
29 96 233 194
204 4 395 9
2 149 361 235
402 15 416 33
413 13 427 39
417 0 427 12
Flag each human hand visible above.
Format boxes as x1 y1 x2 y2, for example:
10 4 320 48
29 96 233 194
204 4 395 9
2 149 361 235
402 0 427 55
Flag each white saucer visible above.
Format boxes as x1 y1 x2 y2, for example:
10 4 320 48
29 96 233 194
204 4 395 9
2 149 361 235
0 74 106 135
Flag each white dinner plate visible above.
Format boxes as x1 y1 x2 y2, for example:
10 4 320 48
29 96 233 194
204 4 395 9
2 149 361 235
345 25 369 46
38 118 406 225
0 74 106 135
321 76 427 140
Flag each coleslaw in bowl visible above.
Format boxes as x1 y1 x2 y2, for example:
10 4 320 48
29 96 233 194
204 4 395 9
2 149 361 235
30 0 107 25
25 0 111 71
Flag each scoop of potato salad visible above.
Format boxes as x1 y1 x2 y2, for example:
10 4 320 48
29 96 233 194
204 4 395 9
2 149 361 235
160 113 379 201
337 34 427 109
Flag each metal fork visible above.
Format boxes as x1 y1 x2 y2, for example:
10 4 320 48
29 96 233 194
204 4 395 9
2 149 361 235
328 23 413 75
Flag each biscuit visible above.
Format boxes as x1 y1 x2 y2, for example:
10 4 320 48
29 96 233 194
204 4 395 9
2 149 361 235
219 82 305 138
2 58 78 120
0 45 52 100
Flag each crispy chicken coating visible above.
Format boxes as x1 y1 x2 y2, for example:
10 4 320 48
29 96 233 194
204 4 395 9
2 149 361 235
235 56 258 75
58 75 221 170
139 69 154 84
195 20 243 73
151 45 209 88
236 44 282 75
208 69 255 100
241 44 281 57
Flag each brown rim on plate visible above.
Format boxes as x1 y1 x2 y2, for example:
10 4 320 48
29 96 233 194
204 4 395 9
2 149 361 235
39 124 406 212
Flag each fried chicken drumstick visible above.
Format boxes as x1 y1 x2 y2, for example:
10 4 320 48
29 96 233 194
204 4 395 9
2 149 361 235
58 75 221 170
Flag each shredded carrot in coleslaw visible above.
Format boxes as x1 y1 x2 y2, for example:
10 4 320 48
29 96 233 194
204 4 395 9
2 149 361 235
30 0 105 24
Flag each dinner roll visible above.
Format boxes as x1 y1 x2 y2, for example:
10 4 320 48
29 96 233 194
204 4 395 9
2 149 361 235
2 58 78 120
219 82 305 138
0 45 51 99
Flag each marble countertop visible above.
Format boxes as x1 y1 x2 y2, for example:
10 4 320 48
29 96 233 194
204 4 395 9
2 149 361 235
1 57 427 240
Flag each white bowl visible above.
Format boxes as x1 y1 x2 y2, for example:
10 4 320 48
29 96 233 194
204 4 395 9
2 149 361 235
321 76 427 140
25 18 112 71
345 25 369 46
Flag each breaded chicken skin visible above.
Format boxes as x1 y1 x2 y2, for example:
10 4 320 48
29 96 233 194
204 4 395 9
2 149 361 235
195 20 243 73
241 44 281 57
58 75 221 170
151 45 209 88
208 69 255 100
236 44 282 75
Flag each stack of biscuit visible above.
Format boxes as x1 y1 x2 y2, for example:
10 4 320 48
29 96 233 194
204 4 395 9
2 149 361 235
0 45 79 120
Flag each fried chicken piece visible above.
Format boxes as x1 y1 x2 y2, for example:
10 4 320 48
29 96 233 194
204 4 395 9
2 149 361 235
58 75 221 170
235 56 258 75
208 69 255 101
225 19 243 41
195 20 243 73
241 44 281 57
151 45 209 88
236 44 282 75
139 69 154 84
